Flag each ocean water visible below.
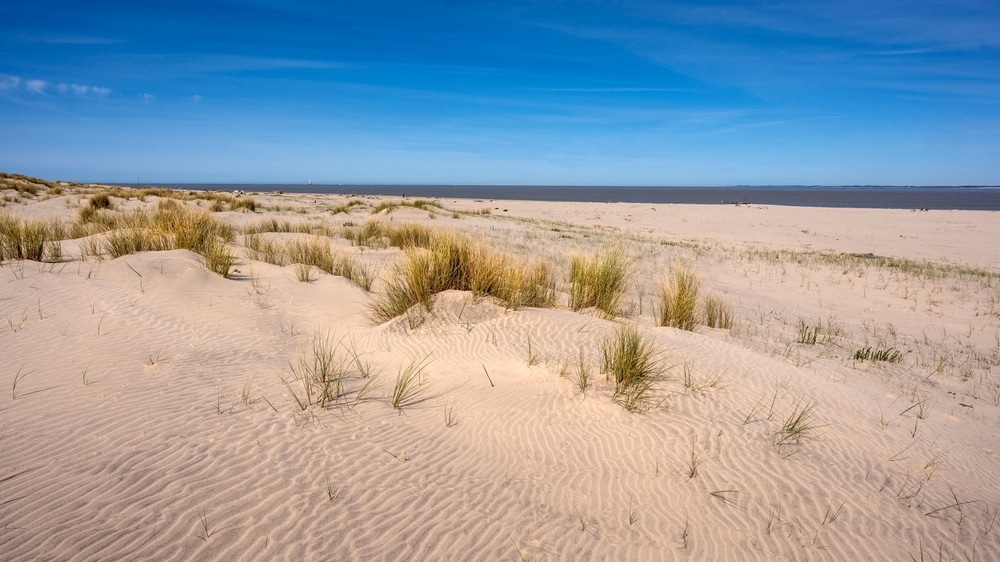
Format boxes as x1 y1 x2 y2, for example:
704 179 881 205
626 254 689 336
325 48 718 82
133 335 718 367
144 184 1000 211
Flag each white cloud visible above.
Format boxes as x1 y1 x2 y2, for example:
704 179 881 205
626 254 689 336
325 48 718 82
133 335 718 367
0 74 109 97
192 94 202 103
0 74 20 90
56 83 111 97
143 93 155 102
25 79 48 94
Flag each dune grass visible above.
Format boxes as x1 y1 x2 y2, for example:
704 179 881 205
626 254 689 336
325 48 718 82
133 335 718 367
73 200 237 276
343 219 435 249
282 332 350 410
368 229 556 323
656 264 701 330
854 347 904 363
372 199 442 215
703 292 733 329
244 233 375 290
774 399 820 446
569 246 631 318
244 233 289 266
390 355 432 410
0 212 67 262
601 324 661 412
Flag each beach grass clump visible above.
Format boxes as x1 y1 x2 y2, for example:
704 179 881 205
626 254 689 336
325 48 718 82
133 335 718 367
294 263 317 283
797 320 821 345
0 212 67 262
343 219 391 248
516 261 558 308
385 222 435 249
368 229 555 323
330 199 366 215
369 250 437 322
244 233 289 266
242 218 299 235
332 253 376 291
230 196 257 212
154 203 234 255
79 202 236 276
287 236 336 274
343 220 435 250
372 199 442 215
89 193 113 210
569 246 631 317
703 292 733 329
201 239 237 278
853 347 904 363
601 324 661 412
103 227 173 258
655 264 701 330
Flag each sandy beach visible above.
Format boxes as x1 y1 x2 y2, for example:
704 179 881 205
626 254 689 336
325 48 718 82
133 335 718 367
2 176 999 561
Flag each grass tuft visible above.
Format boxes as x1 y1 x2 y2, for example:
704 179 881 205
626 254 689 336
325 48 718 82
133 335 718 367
368 228 555 323
601 324 661 411
282 332 349 409
702 292 733 329
656 263 701 330
569 246 631 317
391 355 432 410
0 213 66 262
854 347 904 363
775 399 820 446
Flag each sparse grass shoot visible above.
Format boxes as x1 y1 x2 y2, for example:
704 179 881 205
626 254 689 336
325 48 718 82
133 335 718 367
391 355 431 410
775 399 820 446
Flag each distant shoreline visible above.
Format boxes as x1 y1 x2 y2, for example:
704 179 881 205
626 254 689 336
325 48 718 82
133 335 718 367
116 183 1000 211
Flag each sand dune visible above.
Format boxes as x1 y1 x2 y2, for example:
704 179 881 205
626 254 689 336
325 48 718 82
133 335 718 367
2 182 999 560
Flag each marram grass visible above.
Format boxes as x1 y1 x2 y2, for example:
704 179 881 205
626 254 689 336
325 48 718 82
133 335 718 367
569 246 630 318
368 228 556 323
601 324 661 412
656 263 701 331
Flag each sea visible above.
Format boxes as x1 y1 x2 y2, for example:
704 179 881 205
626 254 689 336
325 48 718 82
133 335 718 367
138 184 1000 211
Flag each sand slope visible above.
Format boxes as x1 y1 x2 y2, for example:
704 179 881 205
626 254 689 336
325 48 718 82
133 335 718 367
2 189 999 560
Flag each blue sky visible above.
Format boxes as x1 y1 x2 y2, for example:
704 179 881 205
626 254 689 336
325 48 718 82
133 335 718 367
2 1 999 185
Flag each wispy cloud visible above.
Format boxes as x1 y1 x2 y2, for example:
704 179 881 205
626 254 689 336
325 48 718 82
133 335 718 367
143 93 155 102
0 74 21 90
165 54 349 73
26 80 49 94
0 74 110 97
526 87 698 93
16 33 124 45
57 83 111 97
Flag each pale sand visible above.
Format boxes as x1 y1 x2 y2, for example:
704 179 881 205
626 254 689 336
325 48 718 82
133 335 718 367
2 187 999 560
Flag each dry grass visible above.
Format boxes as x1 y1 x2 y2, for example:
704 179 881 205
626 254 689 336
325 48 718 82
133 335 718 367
343 220 435 249
655 264 701 331
368 228 555 323
73 200 237 277
0 212 67 262
569 246 631 318
601 324 661 412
